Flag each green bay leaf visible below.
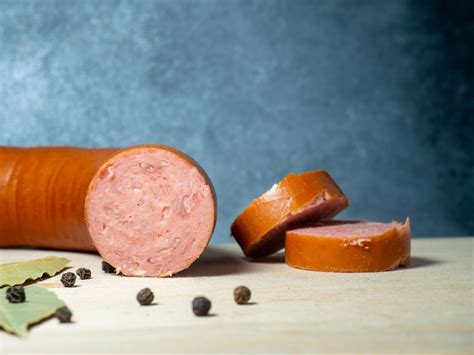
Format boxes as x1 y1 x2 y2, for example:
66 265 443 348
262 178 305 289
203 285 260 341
0 256 70 287
0 285 65 336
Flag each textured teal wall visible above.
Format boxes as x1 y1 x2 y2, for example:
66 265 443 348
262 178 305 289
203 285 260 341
0 0 473 241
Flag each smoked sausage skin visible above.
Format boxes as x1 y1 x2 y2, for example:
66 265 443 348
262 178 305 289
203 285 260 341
0 146 117 251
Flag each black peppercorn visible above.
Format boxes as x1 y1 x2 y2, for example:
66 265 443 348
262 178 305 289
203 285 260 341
192 296 211 316
102 260 116 274
55 306 72 323
76 268 92 280
60 272 76 287
234 286 251 305
6 286 26 303
136 288 154 305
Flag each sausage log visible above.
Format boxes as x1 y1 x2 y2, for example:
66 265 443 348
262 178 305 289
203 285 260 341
0 145 217 277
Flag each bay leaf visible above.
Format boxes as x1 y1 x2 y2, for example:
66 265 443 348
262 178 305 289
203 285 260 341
0 285 65 336
0 256 70 287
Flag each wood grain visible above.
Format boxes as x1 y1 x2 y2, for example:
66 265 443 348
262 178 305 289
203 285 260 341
0 238 472 354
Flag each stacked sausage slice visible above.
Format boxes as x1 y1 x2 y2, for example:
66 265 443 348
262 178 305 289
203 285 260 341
231 171 410 272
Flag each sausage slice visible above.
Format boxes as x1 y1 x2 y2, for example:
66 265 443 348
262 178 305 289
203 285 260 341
285 219 411 272
231 171 349 258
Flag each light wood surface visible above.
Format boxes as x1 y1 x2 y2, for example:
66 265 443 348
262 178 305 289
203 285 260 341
0 238 473 354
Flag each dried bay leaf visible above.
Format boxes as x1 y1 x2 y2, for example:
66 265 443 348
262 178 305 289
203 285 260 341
0 256 70 287
0 285 65 336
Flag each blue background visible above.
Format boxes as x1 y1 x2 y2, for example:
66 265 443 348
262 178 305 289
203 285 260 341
1 0 472 242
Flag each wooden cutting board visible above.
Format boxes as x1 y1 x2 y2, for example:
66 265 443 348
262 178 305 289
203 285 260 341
1 237 472 354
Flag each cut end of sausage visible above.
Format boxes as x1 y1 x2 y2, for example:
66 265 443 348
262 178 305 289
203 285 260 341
85 146 216 277
285 218 411 272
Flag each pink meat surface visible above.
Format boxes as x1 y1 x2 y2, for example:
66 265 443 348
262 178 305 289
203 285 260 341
290 220 405 238
85 147 216 277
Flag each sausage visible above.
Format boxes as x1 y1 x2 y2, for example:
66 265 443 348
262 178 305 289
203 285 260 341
285 219 411 272
231 171 349 258
0 145 217 277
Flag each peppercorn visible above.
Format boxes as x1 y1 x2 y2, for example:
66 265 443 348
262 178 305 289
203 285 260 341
192 296 211 316
76 268 92 280
55 306 72 323
60 272 76 287
234 285 251 305
6 286 26 303
136 288 154 306
102 260 116 274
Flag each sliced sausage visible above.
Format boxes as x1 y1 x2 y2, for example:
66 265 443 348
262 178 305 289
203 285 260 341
231 171 349 258
0 145 217 277
285 219 411 272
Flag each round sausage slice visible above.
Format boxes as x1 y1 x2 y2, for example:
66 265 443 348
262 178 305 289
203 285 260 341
231 171 349 258
285 219 411 272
